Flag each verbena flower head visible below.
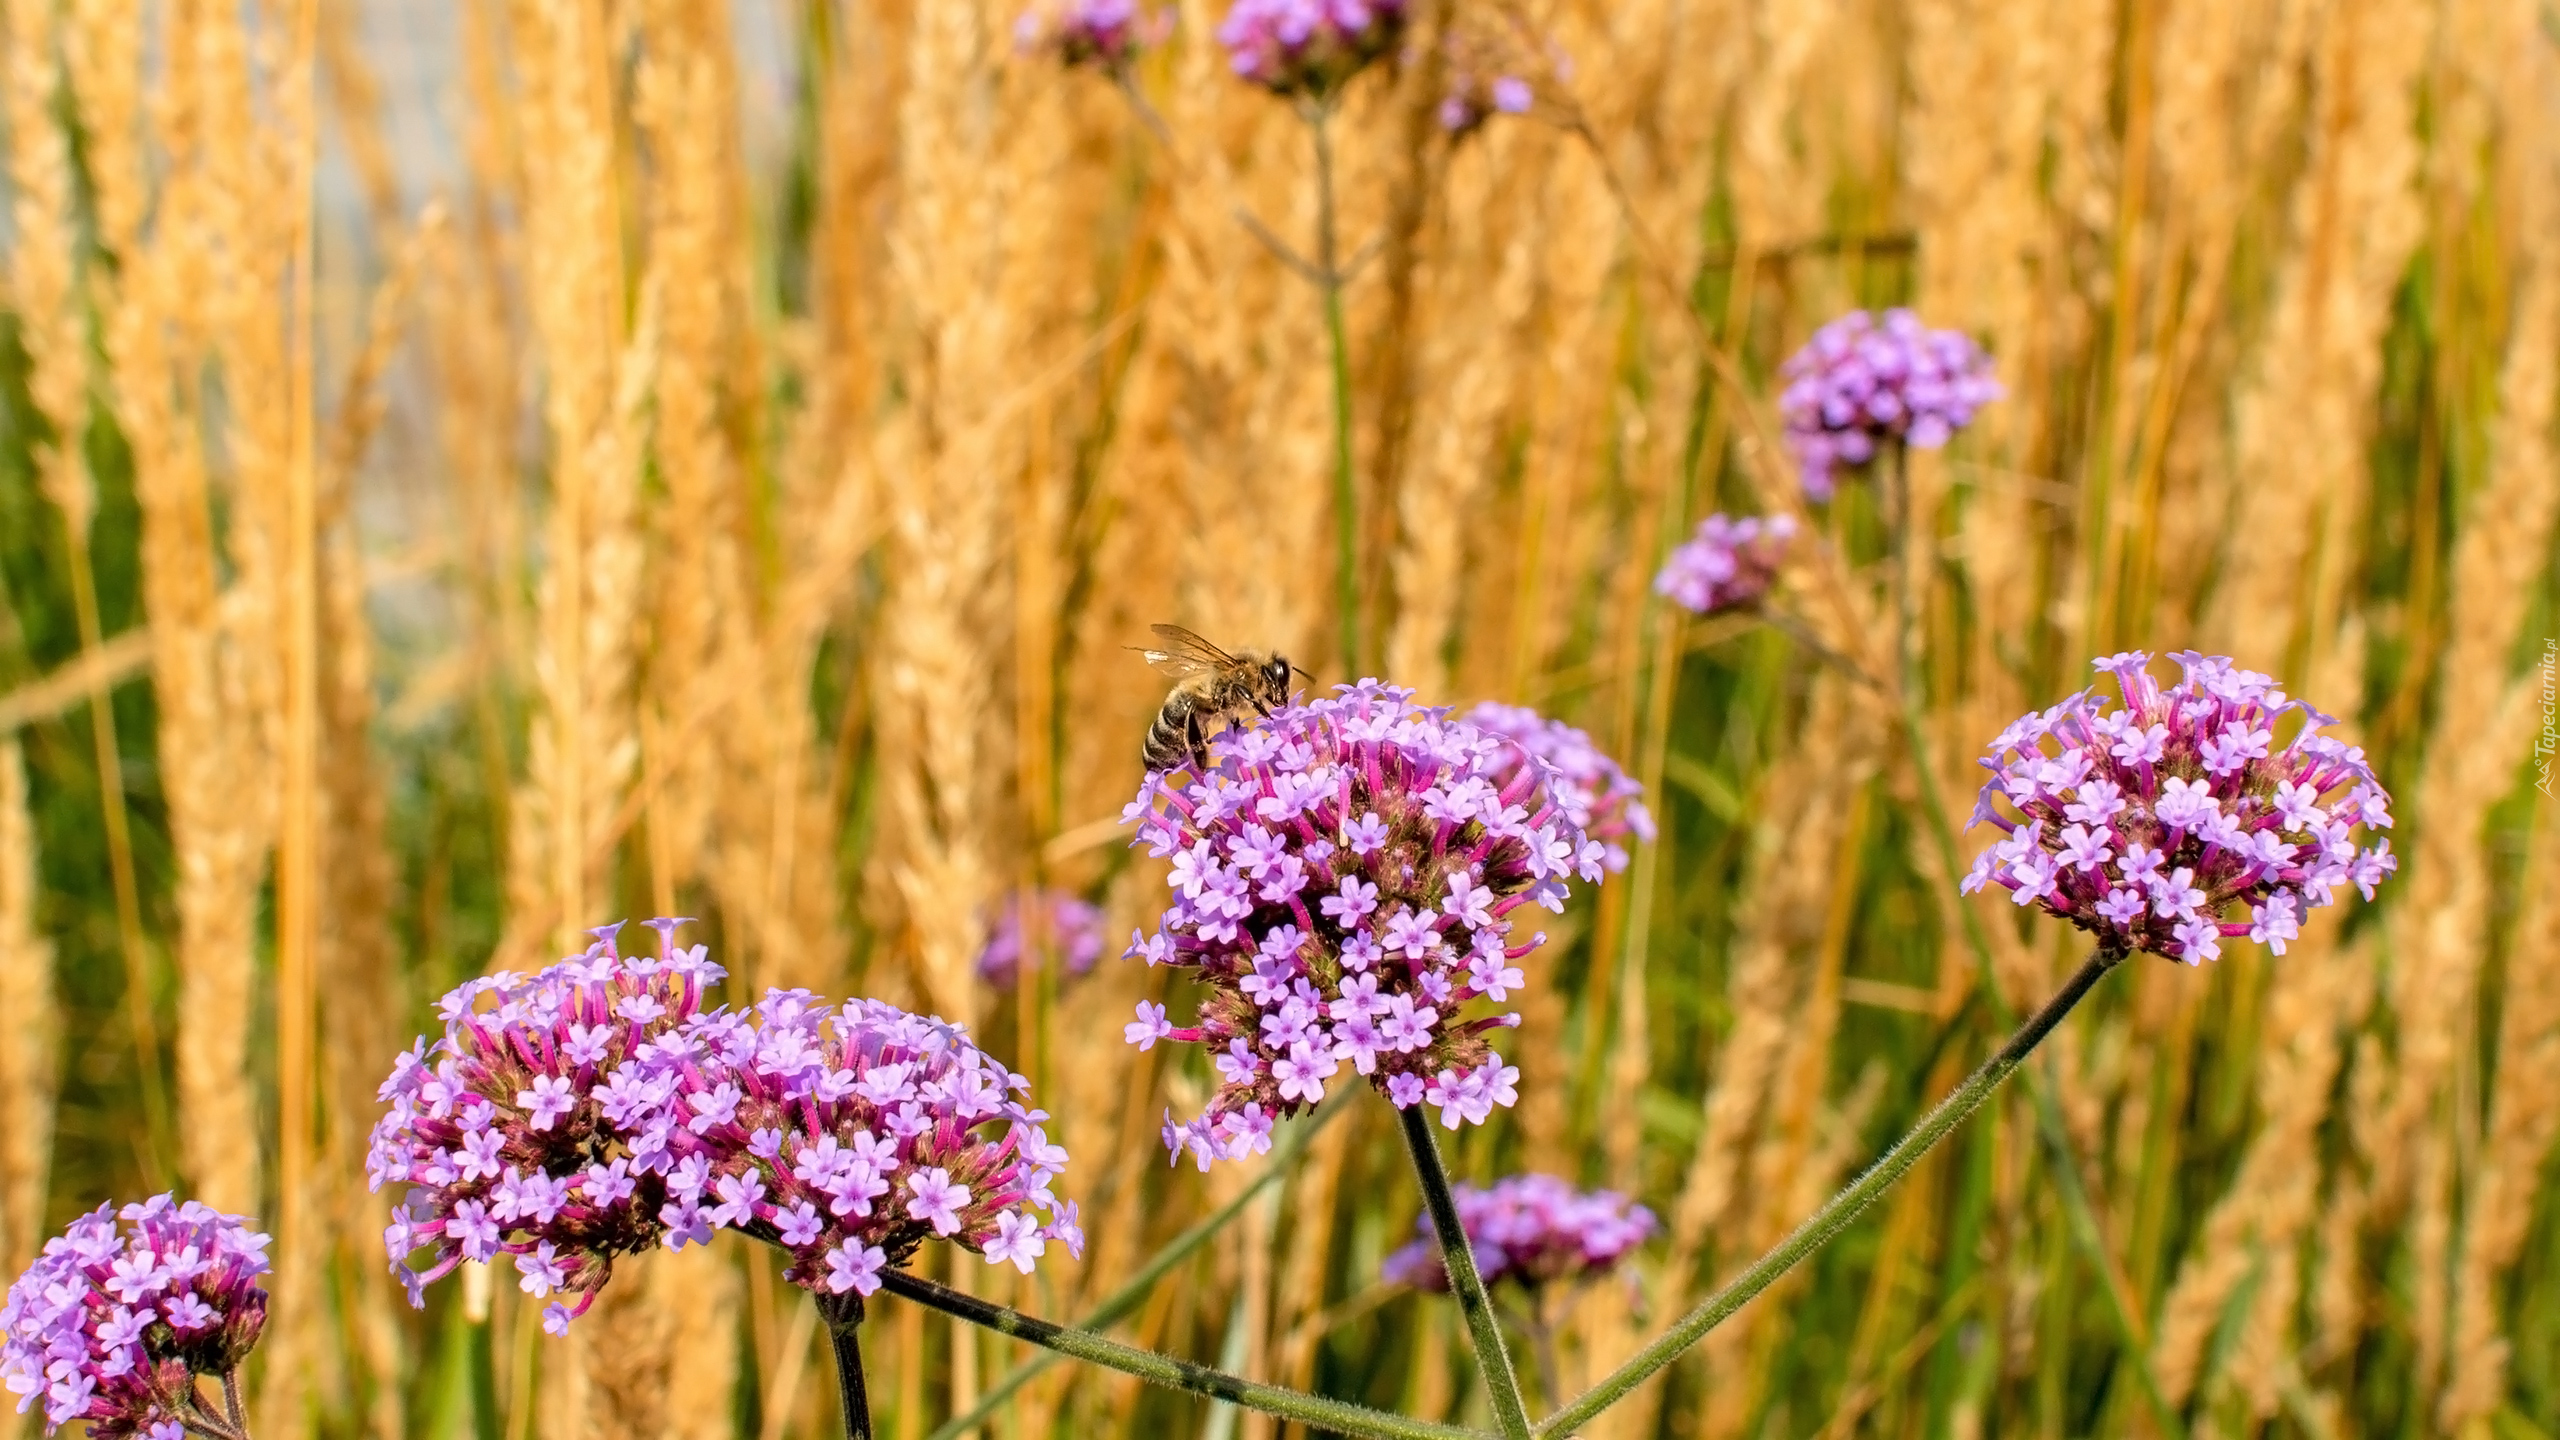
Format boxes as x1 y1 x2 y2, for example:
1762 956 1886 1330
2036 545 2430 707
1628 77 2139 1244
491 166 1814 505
1462 703 1654 873
1119 683 1613 1168
1962 652 2397 964
3 1196 270 1437
1437 70 1531 134
1653 512 1796 616
1014 0 1169 70
1779 308 2002 500
1217 0 1406 97
1380 1174 1654 1293
977 890 1108 988
372 922 1079 1334
710 996 1082 1295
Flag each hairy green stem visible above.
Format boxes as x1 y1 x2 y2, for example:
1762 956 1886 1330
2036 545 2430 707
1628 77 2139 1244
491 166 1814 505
1887 645 2183 1435
1398 1105 1534 1439
1538 944 2126 1436
819 1296 872 1440
1888 440 1916 707
879 1267 1487 1440
1311 102 1360 678
924 1093 1349 1440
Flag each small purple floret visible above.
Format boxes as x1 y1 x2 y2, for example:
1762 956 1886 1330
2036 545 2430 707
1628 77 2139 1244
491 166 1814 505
1380 1174 1654 1292
2 1196 270 1436
1779 308 2003 500
1216 0 1406 97
1461 703 1654 874
976 890 1108 988
1014 0 1169 70
1653 512 1796 617
1121 683 1618 1166
1962 652 2395 964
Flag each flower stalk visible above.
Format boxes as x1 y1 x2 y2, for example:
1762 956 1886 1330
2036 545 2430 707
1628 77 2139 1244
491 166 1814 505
1397 1105 1534 1440
1310 99 1361 677
926 1092 1351 1440
878 1266 1487 1440
1537 943 2127 1437
820 1294 871 1440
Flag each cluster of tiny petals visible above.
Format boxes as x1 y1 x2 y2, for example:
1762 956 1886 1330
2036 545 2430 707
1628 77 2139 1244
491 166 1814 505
1461 703 1654 873
1653 512 1797 616
1013 0 1169 69
1780 308 2002 500
977 890 1108 988
2 1195 270 1437
1435 16 1561 134
1963 652 2397 965
370 922 1079 1336
1381 1174 1655 1292
1120 682 1612 1168
1437 70 1530 133
1216 0 1405 95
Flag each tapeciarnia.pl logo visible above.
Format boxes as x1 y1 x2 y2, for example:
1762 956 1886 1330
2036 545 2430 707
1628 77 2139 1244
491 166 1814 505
2538 637 2557 798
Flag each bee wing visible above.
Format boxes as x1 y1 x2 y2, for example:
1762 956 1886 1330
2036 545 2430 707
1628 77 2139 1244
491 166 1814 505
1135 623 1238 680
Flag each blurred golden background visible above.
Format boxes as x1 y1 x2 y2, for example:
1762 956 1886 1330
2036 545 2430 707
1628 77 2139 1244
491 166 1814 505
0 0 2555 1436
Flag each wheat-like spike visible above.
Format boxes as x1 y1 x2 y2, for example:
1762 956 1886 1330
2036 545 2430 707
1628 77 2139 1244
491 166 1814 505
2426 43 2560 1421
875 0 1022 1027
0 736 56 1276
2439 789 2559 1428
2355 0 2559 1253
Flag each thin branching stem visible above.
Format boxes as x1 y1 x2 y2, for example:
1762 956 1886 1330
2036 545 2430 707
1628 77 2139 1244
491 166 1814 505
1398 1105 1534 1438
1520 1297 1563 1417
879 1266 1489 1440
1538 944 2127 1436
925 1093 1350 1440
1884 614 2185 1435
1308 100 1361 678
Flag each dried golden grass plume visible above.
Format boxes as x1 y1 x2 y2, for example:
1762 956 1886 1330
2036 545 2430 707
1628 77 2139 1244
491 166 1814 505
0 736 54 1275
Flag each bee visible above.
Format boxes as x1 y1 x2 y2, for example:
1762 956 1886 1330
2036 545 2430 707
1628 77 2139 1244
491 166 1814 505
1134 624 1299 776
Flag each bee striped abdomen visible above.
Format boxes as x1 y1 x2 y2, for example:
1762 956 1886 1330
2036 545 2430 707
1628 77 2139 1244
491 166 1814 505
1143 690 1201 775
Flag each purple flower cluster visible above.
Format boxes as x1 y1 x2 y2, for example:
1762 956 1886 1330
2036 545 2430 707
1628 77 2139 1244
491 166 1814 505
1653 512 1797 617
1962 653 2397 964
1381 1174 1654 1293
977 890 1108 988
1779 309 2002 500
1461 703 1654 874
371 922 1078 1335
3 1196 270 1437
1437 74 1530 134
1438 69 1531 135
1120 684 1612 1168
1216 0 1405 96
1435 17 1556 134
1013 0 1167 70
